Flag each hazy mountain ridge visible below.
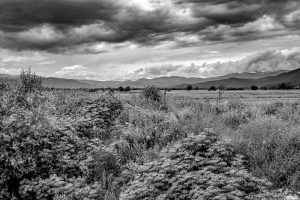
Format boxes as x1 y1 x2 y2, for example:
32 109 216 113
175 68 300 89
0 69 297 89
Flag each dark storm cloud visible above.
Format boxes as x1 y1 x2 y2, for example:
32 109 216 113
0 0 299 53
0 0 121 32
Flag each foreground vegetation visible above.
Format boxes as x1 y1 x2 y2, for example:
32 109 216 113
1 70 300 199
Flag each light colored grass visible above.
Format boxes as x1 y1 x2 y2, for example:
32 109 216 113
164 90 300 103
221 117 300 190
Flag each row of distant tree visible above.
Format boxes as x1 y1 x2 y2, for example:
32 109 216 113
184 82 300 91
43 82 300 91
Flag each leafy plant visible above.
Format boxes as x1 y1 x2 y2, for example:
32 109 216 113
120 130 283 200
19 68 42 94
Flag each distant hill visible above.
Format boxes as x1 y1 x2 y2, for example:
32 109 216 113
255 68 300 87
43 77 94 89
175 78 255 89
121 76 204 88
78 80 121 88
0 75 95 89
174 68 300 89
207 70 289 81
0 69 296 89
118 71 290 88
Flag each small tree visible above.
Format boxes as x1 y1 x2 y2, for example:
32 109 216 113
141 85 162 103
186 85 193 91
118 86 124 92
208 86 217 91
124 86 131 92
19 68 42 93
251 85 258 90
278 83 292 90
217 85 225 104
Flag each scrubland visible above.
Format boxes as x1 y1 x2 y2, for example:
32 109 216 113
1 71 300 200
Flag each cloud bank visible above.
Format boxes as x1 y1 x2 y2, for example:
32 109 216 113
127 48 300 79
0 0 300 53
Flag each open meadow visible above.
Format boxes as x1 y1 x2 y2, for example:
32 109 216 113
1 71 300 200
127 89 300 104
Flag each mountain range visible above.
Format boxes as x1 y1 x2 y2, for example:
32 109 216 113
0 69 299 89
175 68 300 89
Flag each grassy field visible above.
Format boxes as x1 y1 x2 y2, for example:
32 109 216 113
127 89 300 103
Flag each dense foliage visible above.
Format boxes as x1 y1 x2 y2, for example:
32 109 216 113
1 70 299 199
0 70 123 199
120 130 283 200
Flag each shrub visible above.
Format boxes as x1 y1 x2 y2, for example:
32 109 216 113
221 110 248 129
277 83 293 90
63 94 123 140
140 86 162 103
120 131 283 200
138 86 169 110
261 102 284 115
0 81 8 92
124 86 131 92
208 86 217 91
186 85 193 90
118 86 124 92
0 92 109 199
251 85 258 90
19 68 42 93
0 83 122 199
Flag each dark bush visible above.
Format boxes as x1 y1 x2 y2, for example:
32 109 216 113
118 86 124 92
208 86 217 91
141 86 163 103
124 86 131 92
186 85 193 90
251 85 258 90
64 94 123 140
278 83 293 90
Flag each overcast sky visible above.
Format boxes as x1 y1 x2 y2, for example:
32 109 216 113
1 0 300 80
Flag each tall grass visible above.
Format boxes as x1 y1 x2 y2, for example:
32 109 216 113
226 118 300 190
166 96 300 191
